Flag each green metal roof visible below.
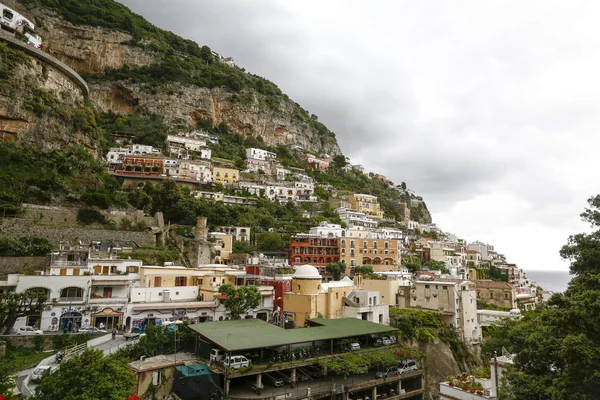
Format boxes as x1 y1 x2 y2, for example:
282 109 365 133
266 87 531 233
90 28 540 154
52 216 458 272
189 318 397 352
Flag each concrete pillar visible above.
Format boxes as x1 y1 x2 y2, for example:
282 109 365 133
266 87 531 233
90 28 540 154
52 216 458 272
371 386 377 400
322 365 328 376
397 379 402 394
256 373 262 388
291 368 297 386
224 378 230 396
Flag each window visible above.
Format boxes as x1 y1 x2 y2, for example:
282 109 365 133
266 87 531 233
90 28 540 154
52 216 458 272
350 240 355 248
363 241 368 248
350 249 355 257
295 257 301 263
425 285 430 289
152 371 162 386
154 277 162 287
384 242 389 249
199 279 203 285
216 171 220 177
350 259 355 266
295 247 300 254
443 286 448 290
127 266 139 273
175 277 187 286
504 293 509 299
60 287 83 299
373 242 378 249
490 292 494 299
341 240 346 247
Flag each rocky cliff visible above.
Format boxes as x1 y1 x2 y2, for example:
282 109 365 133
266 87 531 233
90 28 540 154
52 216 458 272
6 0 341 155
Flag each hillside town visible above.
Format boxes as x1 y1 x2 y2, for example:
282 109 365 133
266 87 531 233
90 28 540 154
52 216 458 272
0 131 543 400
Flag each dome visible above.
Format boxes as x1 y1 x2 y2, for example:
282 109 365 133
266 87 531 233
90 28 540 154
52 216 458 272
293 264 322 279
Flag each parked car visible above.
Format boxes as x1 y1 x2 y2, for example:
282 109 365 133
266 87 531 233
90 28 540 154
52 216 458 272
381 337 391 346
15 326 43 336
210 348 225 363
272 370 292 384
77 326 106 333
397 359 418 374
223 355 251 370
263 372 284 387
376 367 398 378
350 342 361 351
30 366 55 382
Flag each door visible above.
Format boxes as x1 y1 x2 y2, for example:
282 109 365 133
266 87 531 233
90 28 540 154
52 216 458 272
73 269 80 276
103 287 113 298
102 266 109 275
154 277 162 287
60 269 67 276
94 265 101 274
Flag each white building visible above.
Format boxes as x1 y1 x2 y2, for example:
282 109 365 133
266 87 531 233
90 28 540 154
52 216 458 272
342 289 389 324
166 134 210 160
246 148 277 161
336 208 378 229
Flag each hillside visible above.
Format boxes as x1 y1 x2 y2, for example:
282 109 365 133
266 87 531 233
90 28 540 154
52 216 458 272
10 0 340 155
0 0 432 228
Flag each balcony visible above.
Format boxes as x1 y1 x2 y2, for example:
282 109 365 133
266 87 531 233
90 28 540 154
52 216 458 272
50 261 87 267
88 297 128 304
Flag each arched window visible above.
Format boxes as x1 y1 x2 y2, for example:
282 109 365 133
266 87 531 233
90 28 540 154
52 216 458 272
60 287 83 300
384 242 389 249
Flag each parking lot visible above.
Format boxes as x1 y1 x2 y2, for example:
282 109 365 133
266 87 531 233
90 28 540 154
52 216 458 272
228 369 423 400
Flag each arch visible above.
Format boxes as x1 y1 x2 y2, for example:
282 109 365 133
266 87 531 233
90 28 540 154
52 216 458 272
326 257 332 264
59 287 84 300
319 257 325 264
304 257 310 263
25 286 51 296
362 257 372 265
372 257 382 265
59 311 82 332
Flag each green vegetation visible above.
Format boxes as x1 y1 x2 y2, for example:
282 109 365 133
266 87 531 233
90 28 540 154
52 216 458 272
99 111 170 149
33 349 134 400
217 284 261 320
0 291 47 334
0 143 118 205
477 301 511 312
325 262 346 280
0 236 53 256
390 308 472 366
318 346 421 378
484 195 600 399
118 249 180 266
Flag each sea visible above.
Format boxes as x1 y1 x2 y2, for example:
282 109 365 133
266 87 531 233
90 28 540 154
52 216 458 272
525 270 571 294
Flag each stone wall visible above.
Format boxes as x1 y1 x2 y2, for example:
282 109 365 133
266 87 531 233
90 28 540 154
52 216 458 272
0 256 47 279
0 218 157 247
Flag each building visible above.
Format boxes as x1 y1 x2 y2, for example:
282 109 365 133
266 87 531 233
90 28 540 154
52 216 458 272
283 265 356 326
209 233 233 264
244 158 272 175
127 353 202 400
475 280 517 309
114 156 164 176
342 289 390 324
303 153 332 172
165 134 210 160
212 167 239 184
189 318 424 400
289 235 340 272
361 275 413 308
216 226 251 242
349 194 384 220
373 174 393 185
178 160 212 183
393 201 411 221
339 238 401 271
246 148 277 161
409 280 480 344
337 208 378 229
467 241 495 262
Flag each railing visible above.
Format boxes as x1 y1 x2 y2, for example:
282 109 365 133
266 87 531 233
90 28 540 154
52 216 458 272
50 261 87 267
64 342 87 358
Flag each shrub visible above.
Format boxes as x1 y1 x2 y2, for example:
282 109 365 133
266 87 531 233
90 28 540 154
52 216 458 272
76 207 106 225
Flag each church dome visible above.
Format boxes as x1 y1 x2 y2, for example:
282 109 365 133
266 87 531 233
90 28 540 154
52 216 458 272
293 264 322 279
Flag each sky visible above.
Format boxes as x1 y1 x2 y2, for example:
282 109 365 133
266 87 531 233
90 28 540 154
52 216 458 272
118 0 600 272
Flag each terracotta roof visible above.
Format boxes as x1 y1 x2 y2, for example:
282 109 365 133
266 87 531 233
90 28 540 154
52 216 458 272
475 280 513 289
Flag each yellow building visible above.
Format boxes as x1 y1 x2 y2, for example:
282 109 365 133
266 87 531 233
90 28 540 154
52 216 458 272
209 233 233 264
212 166 239 184
139 265 200 288
283 265 356 327
339 238 401 272
349 193 384 220
196 265 246 301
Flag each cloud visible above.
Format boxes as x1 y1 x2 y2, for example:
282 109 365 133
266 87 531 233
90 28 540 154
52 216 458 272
118 0 600 271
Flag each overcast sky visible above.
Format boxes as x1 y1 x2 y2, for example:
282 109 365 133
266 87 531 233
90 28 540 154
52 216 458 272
118 0 600 272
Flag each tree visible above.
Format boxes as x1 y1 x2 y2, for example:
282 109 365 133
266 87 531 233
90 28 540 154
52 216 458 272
33 349 133 400
0 291 47 334
486 195 600 399
218 284 261 320
232 240 255 254
325 262 346 280
353 266 374 276
330 155 347 171
255 232 282 252
425 260 450 275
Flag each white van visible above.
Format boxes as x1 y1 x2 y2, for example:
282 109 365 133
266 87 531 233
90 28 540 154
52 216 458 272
210 348 225 363
223 355 251 370
350 342 361 351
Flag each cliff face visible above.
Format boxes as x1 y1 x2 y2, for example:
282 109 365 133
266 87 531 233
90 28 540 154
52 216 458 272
13 4 341 155
0 41 100 154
